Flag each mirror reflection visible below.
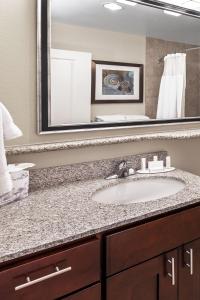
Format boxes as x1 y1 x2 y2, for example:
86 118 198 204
50 0 200 126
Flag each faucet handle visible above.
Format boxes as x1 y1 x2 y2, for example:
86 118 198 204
106 160 135 180
118 161 127 169
118 160 132 169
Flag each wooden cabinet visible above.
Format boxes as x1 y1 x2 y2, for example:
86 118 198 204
106 206 200 275
107 250 178 300
62 284 101 300
107 240 200 300
179 239 200 300
106 205 200 300
0 240 100 300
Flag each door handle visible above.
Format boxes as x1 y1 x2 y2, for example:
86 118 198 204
167 257 176 286
185 248 194 275
15 266 72 291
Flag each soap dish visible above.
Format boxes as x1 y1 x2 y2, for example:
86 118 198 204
137 167 175 174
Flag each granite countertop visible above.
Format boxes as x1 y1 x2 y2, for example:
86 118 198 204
1 169 200 264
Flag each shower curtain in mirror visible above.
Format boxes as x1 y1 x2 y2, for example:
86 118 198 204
156 53 186 119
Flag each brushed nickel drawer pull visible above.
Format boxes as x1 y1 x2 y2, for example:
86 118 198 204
15 266 72 291
167 257 175 286
186 248 194 275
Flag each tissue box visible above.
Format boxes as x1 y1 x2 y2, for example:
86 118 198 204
0 170 29 205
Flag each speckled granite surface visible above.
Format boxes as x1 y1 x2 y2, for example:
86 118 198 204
0 169 200 264
5 129 200 156
29 151 167 191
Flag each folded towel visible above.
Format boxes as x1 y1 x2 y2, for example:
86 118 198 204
0 102 22 196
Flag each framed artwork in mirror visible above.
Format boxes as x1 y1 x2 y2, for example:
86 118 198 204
92 61 143 104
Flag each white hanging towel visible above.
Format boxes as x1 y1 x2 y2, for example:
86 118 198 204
0 103 22 196
157 53 186 119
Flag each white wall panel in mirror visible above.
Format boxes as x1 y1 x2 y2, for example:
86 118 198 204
50 49 92 125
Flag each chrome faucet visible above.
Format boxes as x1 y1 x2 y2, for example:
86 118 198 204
106 160 134 180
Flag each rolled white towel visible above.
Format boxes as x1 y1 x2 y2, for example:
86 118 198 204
0 102 22 196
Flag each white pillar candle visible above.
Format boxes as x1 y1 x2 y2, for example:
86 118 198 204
166 156 171 168
141 158 146 170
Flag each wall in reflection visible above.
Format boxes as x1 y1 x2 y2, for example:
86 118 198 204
51 22 146 122
51 15 200 124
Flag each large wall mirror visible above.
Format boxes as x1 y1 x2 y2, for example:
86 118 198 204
37 0 200 132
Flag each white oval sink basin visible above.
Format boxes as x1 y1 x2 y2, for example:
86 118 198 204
92 178 185 205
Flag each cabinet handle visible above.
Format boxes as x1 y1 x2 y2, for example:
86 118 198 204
14 266 72 291
167 257 176 286
186 248 194 275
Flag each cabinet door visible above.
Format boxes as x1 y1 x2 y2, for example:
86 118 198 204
179 239 200 300
107 250 178 300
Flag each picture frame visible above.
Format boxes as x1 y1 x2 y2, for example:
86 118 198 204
92 60 144 104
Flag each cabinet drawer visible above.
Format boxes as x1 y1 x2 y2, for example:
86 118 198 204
62 284 101 300
0 239 100 300
106 206 200 275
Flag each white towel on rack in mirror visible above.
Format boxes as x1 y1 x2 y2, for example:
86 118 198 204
0 103 22 196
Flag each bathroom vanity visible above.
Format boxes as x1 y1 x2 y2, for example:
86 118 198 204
0 158 200 300
0 203 200 299
3 0 200 298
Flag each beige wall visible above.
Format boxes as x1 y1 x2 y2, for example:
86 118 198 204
52 22 146 120
1 0 200 177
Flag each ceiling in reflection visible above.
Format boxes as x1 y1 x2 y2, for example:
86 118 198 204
52 0 200 45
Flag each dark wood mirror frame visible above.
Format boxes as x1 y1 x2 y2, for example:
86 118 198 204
37 0 200 133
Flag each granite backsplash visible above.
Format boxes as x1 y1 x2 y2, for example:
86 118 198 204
29 151 168 191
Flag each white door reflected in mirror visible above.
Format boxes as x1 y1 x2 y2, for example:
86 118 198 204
50 49 92 125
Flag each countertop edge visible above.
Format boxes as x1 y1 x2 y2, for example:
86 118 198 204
6 129 200 156
1 196 200 265
1 169 200 265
